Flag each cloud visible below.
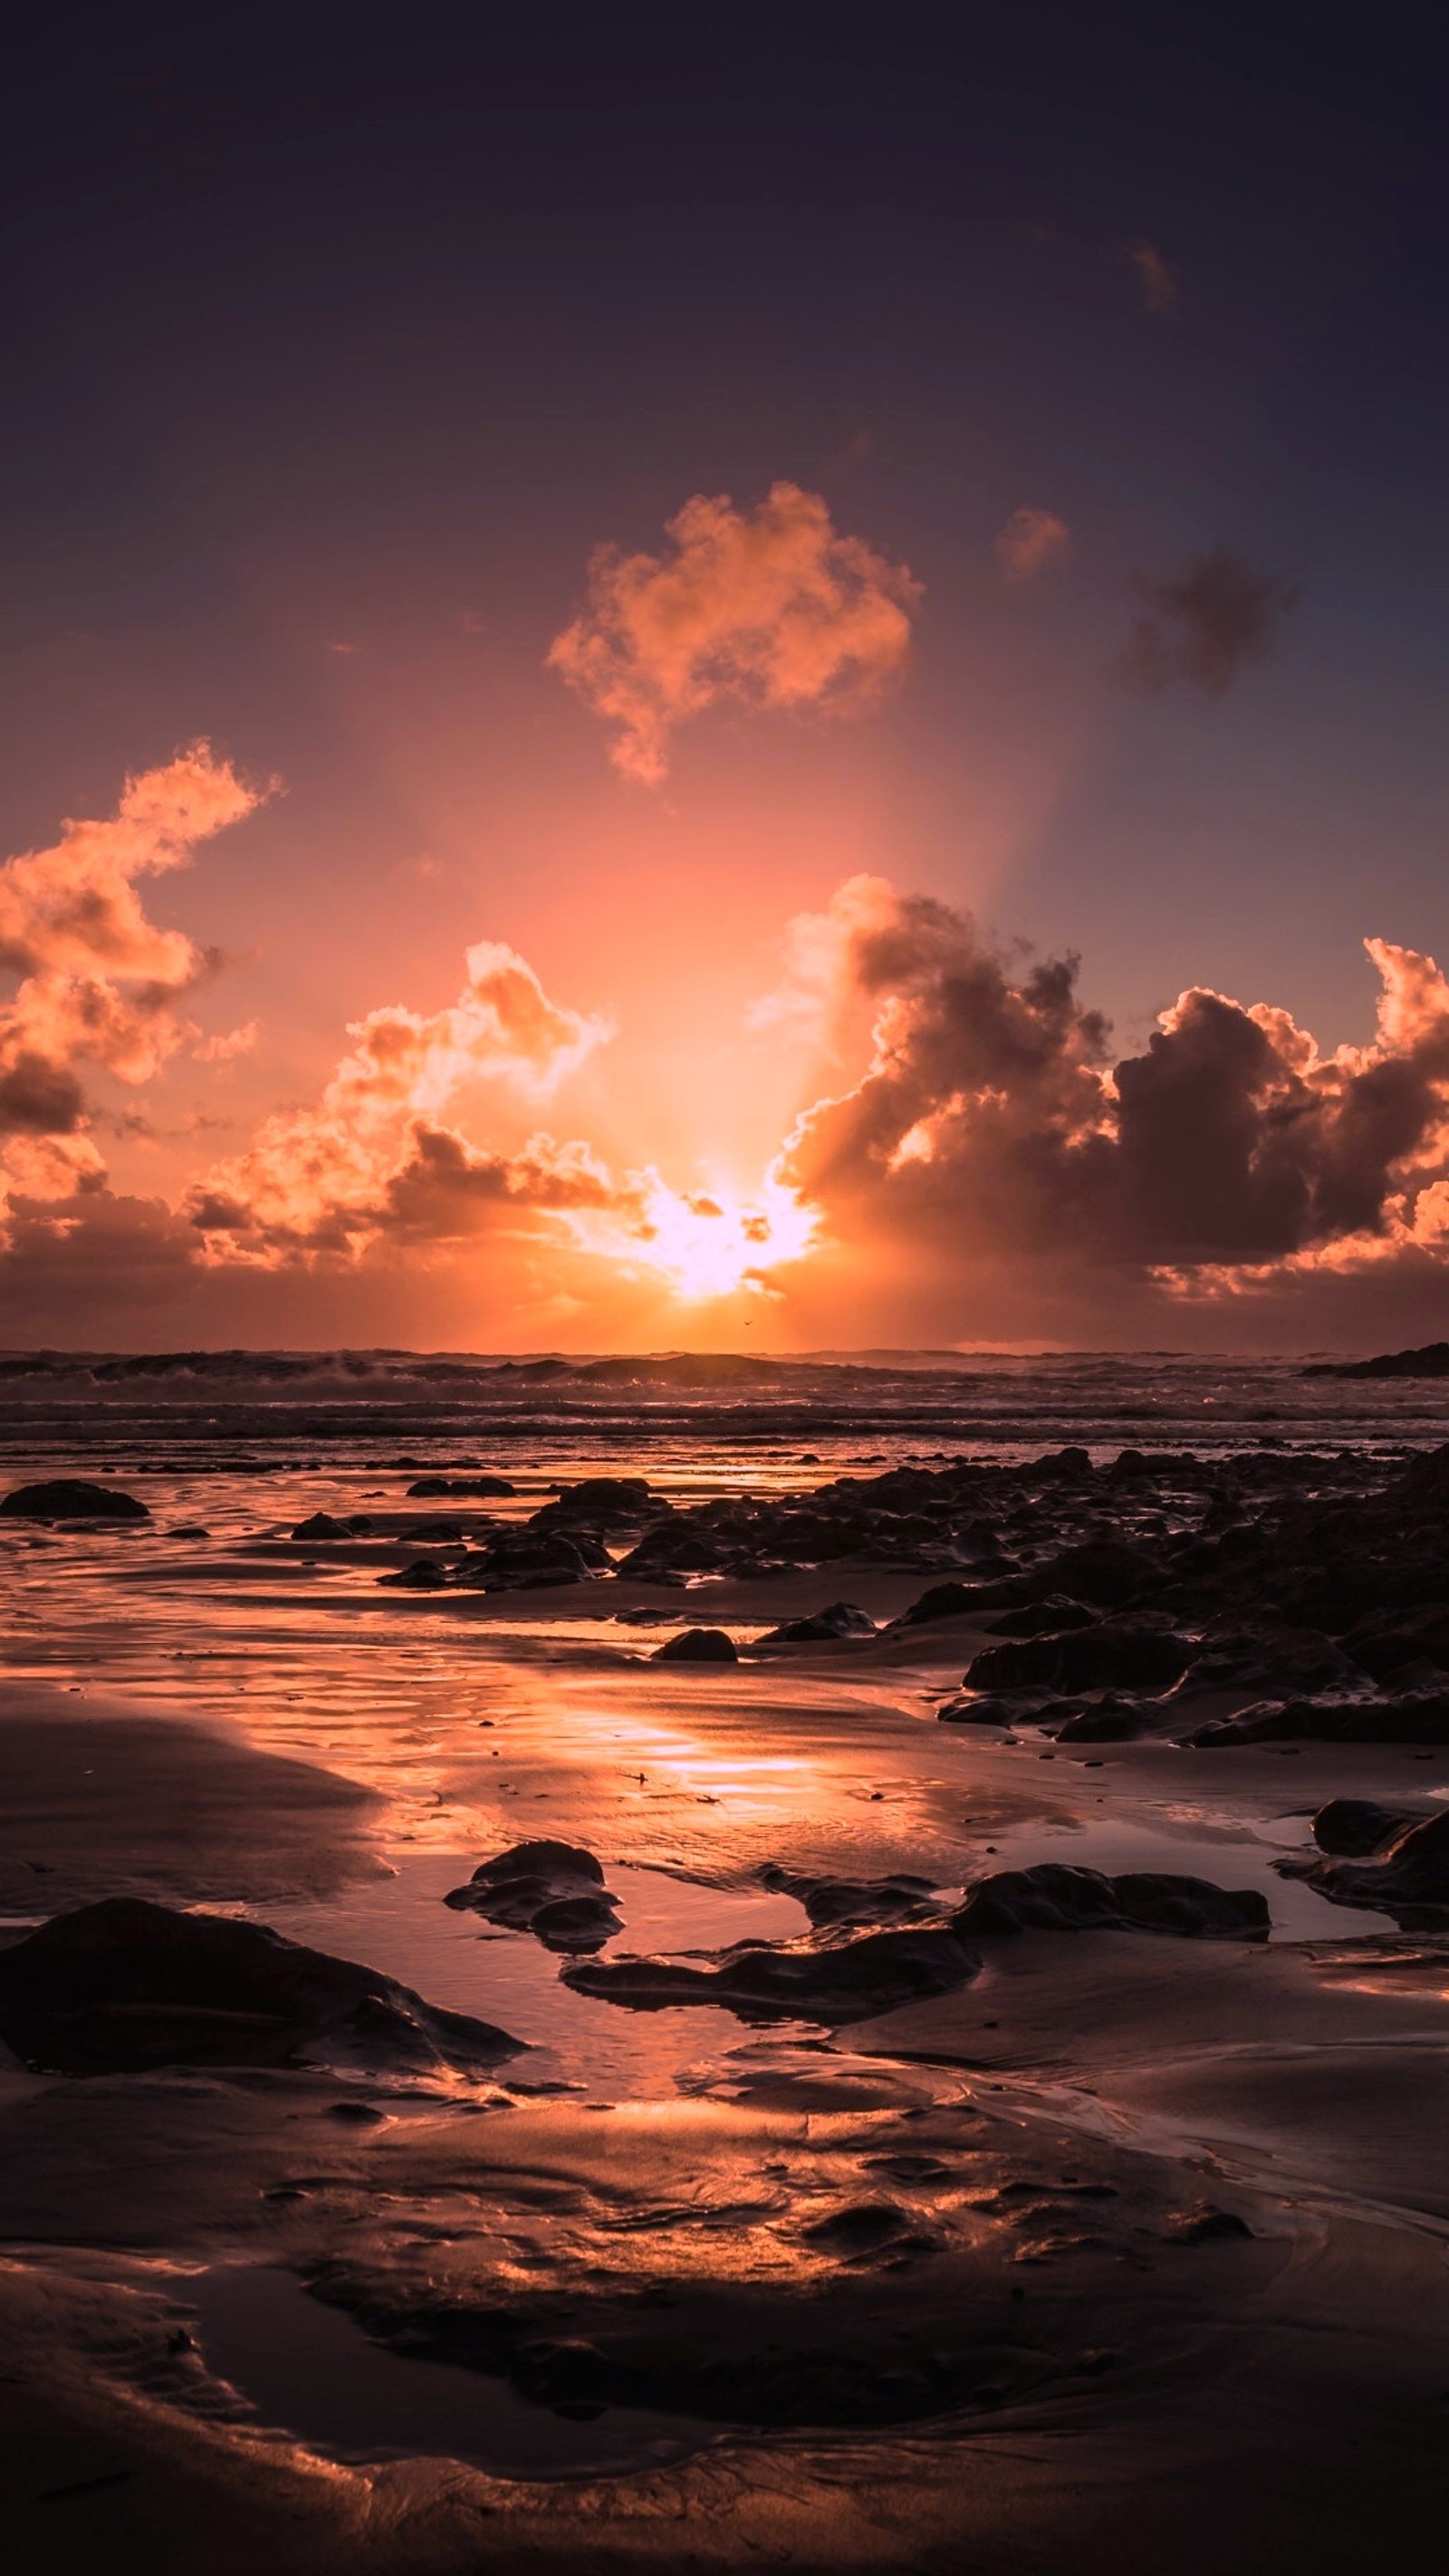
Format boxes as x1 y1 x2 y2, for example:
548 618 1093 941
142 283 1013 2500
187 937 617 1260
1122 241 1178 315
547 481 921 783
773 879 1449 1293
0 745 264 1214
1122 546 1300 697
995 506 1070 582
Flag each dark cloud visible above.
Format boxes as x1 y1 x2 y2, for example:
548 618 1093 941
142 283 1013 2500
776 882 1449 1285
1122 545 1300 697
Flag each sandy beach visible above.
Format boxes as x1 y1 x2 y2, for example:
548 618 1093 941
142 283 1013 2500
2 1358 1448 2571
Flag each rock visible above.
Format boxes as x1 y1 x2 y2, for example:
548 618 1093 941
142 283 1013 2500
757 1863 940 1927
757 1602 878 1644
456 1529 609 1590
1166 2204 1254 2244
444 1840 622 1952
983 1595 1096 1639
0 1479 149 1523
955 1864 1269 1941
561 1919 980 2023
1022 1539 1160 1609
1285 1803 1449 1921
290 1512 353 1540
1172 1623 1355 1698
0 1898 523 2077
1052 1695 1159 1744
966 1613 1191 1696
652 1627 739 1664
936 1692 1047 1725
406 1475 516 1497
530 1477 654 1529
411 1518 466 1542
1341 1603 1449 1681
1310 1797 1425 1855
1183 1692 1449 1746
376 1557 451 1589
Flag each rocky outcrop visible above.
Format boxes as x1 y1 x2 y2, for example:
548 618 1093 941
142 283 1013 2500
443 1840 622 1951
1 1479 149 1522
652 1626 739 1664
0 1898 523 2076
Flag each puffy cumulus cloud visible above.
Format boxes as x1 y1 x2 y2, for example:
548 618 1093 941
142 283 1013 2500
186 938 619 1262
1122 545 1300 698
547 482 921 783
995 505 1071 582
773 882 1449 1293
0 746 263 1213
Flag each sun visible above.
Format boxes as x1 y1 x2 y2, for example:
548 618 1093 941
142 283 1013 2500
566 1170 819 1302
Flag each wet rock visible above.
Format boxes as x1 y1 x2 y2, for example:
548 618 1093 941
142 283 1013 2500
1310 1797 1425 1855
896 1580 1012 1627
406 1475 516 1497
444 1840 622 1952
530 1477 654 1530
983 1594 1096 1639
0 1479 149 1523
1341 1603 1449 1682
0 1898 523 2076
376 1557 451 1589
455 1529 609 1590
1285 1803 1449 1921
290 1512 353 1540
1183 1692 1449 1746
955 1864 1269 1940
1022 1539 1161 1609
561 1919 980 2023
652 1627 739 1665
1166 2204 1254 2244
757 1862 940 1927
410 1518 466 1543
966 1613 1191 1696
800 2199 936 2259
757 1602 878 1644
936 1692 1049 1725
1052 1695 1159 1744
1172 1623 1355 1698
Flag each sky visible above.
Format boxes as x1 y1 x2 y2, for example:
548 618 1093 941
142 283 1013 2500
2 5 1448 1353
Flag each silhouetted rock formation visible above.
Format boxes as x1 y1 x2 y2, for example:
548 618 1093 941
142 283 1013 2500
1 1479 149 1522
0 1898 523 2076
444 1840 623 1951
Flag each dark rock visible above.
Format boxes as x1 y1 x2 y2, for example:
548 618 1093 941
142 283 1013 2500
936 1693 1046 1726
966 1613 1191 1697
291 1512 353 1541
983 1595 1096 1639
1053 1695 1159 1744
955 1864 1269 1941
653 1627 739 1665
1285 1804 1449 1921
0 1898 523 2076
443 1839 622 1952
456 1529 609 1590
1310 1797 1425 1856
411 1518 466 1543
1166 2204 1254 2243
376 1557 451 1589
531 1477 654 1530
0 1479 149 1523
757 1863 940 1927
1341 1603 1449 1682
896 1581 1002 1627
406 1475 516 1497
1305 1342 1449 1379
561 1920 980 2023
1172 1624 1355 1698
1022 1540 1160 1609
757 1602 878 1644
1184 1692 1449 1746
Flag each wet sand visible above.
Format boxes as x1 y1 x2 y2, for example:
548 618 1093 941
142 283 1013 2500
5 1391 1449 2570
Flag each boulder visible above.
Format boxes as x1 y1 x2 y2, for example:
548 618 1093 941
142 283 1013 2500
0 1479 149 1523
653 1627 739 1665
966 1613 1191 1696
291 1512 353 1541
955 1863 1269 1941
0 1898 523 2076
562 1919 979 2023
444 1840 622 1952
756 1863 940 1927
757 1602 878 1644
1284 1804 1449 1921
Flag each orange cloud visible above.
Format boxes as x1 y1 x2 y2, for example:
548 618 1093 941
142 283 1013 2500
995 505 1071 582
0 746 263 1213
547 481 921 783
187 937 616 1260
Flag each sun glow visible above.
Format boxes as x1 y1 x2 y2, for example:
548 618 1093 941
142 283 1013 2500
568 1170 819 1302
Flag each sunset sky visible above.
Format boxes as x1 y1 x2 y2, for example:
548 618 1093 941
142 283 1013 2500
3 12 1447 1351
